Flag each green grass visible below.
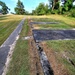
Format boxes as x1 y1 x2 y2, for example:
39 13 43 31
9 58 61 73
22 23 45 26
7 19 30 75
32 17 75 75
38 24 72 29
47 40 75 75
2 15 75 75
32 18 73 29
0 15 24 46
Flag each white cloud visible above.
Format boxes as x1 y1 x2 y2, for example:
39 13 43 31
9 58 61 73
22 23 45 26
73 1 75 5
45 1 49 5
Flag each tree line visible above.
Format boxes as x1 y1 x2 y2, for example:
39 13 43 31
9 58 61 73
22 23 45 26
0 0 75 17
0 1 10 14
32 0 75 17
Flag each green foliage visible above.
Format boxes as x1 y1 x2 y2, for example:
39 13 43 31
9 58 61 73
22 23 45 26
49 0 74 16
0 1 10 14
63 0 73 11
32 3 49 15
32 0 74 17
70 8 75 17
36 3 46 15
14 0 25 15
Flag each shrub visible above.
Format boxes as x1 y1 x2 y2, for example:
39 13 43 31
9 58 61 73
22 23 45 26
70 9 75 17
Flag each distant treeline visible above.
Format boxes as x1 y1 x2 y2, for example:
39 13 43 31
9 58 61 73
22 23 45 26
0 0 75 17
32 0 75 17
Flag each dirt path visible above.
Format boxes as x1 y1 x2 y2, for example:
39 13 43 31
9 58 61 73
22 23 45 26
28 19 44 75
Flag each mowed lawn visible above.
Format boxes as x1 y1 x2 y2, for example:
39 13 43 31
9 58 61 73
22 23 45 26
47 40 75 75
1 15 75 75
32 16 75 75
32 17 75 30
0 15 24 46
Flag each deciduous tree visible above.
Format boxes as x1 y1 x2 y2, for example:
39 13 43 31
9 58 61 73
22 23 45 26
14 0 25 15
0 1 10 14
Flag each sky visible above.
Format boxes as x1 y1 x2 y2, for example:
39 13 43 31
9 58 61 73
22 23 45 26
0 0 75 13
0 0 49 13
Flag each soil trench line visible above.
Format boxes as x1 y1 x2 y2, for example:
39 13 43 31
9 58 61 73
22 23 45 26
29 19 54 75
35 43 54 75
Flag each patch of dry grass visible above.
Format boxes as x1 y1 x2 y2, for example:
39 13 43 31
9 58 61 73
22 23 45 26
25 15 75 27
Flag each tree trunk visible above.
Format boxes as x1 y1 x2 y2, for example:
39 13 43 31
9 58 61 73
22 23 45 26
52 0 59 11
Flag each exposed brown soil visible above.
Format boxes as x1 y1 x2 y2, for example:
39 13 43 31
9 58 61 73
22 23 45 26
29 19 68 75
28 19 44 75
33 25 40 29
40 42 69 75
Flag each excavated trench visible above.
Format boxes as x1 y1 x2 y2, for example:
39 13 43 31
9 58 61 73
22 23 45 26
23 35 54 75
33 29 75 42
36 43 54 75
28 21 55 75
29 20 75 75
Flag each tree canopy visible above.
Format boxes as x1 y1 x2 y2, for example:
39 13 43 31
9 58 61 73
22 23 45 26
14 0 25 15
31 0 75 17
0 1 10 14
32 3 49 15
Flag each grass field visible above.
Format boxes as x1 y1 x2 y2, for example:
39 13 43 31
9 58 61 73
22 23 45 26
32 18 73 29
29 15 75 27
47 40 75 75
0 15 24 46
0 15 75 75
32 16 75 75
7 19 30 75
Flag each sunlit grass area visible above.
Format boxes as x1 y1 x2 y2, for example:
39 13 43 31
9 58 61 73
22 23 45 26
47 40 75 75
0 14 75 75
32 16 75 75
32 18 73 29
32 18 74 29
25 15 75 27
0 15 24 46
7 19 30 75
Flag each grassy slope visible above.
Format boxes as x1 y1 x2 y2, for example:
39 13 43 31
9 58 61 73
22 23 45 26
47 40 75 75
7 19 30 75
29 15 75 27
0 15 24 46
32 18 73 29
32 15 75 75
